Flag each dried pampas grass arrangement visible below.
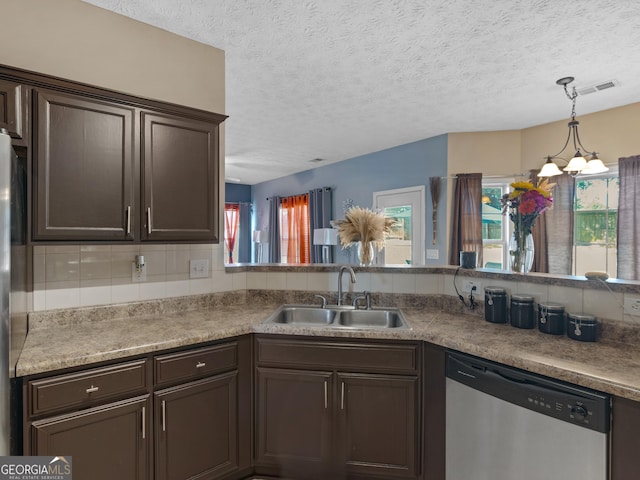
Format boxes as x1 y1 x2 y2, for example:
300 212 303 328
332 207 396 264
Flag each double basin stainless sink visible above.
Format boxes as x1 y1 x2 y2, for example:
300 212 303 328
263 304 410 330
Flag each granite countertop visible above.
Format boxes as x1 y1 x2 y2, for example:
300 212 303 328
17 301 640 402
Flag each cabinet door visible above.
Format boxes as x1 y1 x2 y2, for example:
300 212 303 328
337 373 419 478
30 395 150 480
0 79 27 144
33 89 136 240
155 373 238 480
255 368 333 478
611 396 640 480
142 112 219 242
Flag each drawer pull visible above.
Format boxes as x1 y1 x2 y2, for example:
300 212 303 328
324 381 328 409
196 361 206 368
162 400 166 432
142 406 146 439
341 382 345 410
86 385 99 394
125 205 131 235
146 207 152 235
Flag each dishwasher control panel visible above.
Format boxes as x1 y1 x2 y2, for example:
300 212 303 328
446 351 611 433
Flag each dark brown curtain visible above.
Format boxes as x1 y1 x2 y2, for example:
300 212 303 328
544 173 575 275
530 171 548 273
617 155 640 280
449 173 483 267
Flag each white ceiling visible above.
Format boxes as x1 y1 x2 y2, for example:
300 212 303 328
82 0 640 185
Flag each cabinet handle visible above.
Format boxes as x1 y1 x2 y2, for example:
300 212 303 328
146 207 152 235
196 361 206 368
141 406 146 439
162 400 166 432
85 385 99 394
125 205 131 235
341 382 345 410
324 381 328 409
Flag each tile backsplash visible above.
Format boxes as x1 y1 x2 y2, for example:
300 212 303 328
33 244 240 311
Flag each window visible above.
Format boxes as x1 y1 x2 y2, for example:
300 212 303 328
223 203 240 264
573 173 618 277
481 183 510 269
279 194 310 264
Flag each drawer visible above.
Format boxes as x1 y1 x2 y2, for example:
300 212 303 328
28 359 149 416
255 337 419 374
154 342 238 387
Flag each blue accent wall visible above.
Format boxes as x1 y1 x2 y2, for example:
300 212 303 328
225 183 252 203
251 134 448 264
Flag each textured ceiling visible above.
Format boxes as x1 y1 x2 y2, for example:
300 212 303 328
82 0 640 184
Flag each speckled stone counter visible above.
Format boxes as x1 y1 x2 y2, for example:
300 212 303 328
17 291 640 403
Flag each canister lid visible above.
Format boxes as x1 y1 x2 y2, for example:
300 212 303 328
485 286 506 294
538 302 564 310
567 312 597 324
511 294 534 303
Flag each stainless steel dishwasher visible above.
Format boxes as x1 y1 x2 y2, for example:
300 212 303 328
446 351 610 480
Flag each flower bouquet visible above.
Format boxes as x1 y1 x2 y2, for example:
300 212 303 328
331 207 396 265
500 180 554 273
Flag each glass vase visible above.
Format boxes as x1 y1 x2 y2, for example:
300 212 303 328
509 232 534 273
357 241 375 266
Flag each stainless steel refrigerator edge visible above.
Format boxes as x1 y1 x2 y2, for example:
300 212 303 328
0 128 31 455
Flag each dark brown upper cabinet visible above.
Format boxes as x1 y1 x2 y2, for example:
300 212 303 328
142 112 219 242
33 88 137 241
0 78 28 147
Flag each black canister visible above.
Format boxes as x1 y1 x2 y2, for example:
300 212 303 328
485 287 507 323
510 294 535 329
538 303 565 335
567 313 598 342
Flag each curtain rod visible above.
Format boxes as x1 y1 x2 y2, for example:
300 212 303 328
437 173 531 180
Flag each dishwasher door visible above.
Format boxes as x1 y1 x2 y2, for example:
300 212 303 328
446 352 609 480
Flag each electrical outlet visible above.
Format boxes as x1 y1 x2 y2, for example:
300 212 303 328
624 296 640 316
190 259 209 279
461 280 481 294
426 249 439 260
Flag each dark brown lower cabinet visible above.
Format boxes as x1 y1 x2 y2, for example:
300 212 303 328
611 395 640 480
30 395 151 480
255 368 333 478
254 336 422 480
338 373 418 479
154 372 239 480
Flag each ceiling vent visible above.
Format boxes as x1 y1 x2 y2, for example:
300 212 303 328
309 158 325 163
577 79 619 96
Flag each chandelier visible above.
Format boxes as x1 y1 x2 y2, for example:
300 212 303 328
538 77 609 177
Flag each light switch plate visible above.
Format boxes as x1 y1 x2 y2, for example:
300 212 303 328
190 259 209 279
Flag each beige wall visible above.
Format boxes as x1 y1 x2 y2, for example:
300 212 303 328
447 130 522 176
0 0 225 113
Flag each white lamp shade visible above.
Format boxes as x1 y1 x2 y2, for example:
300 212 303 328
563 152 587 172
581 157 609 175
252 230 267 243
313 228 338 246
538 160 563 177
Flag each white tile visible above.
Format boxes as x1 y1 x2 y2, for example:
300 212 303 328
247 272 267 289
285 272 307 291
143 251 167 276
140 244 167 253
111 284 140 304
45 245 79 254
232 272 247 290
80 251 112 280
582 288 622 321
370 272 393 293
213 273 234 292
80 285 112 307
307 272 333 292
190 278 213 295
393 273 416 294
266 272 286 290
45 252 80 282
415 274 443 295
33 254 45 284
353 272 371 292
139 282 167 301
33 286 46 311
548 286 583 315
80 245 111 253
514 281 549 304
45 287 80 310
165 280 190 298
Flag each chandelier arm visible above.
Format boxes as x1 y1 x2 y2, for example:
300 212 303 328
547 128 573 162
573 127 596 156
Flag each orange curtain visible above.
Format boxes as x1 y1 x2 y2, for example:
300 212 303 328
224 203 240 263
280 194 310 263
